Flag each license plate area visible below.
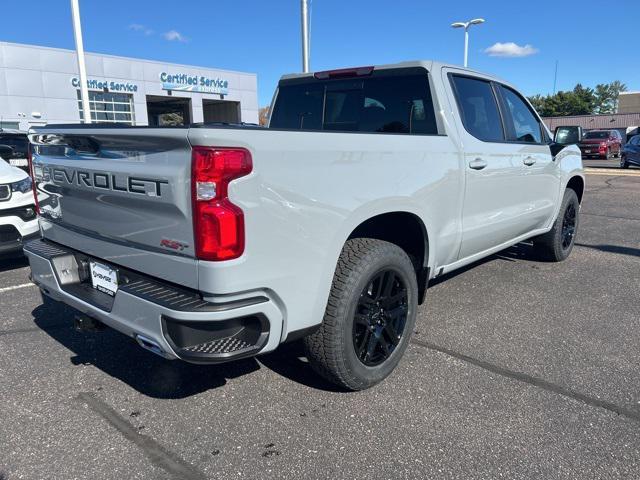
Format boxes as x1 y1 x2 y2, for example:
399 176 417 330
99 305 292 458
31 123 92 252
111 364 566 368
90 261 119 297
9 158 28 167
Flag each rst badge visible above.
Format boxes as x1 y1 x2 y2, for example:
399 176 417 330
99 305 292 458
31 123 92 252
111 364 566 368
160 238 189 252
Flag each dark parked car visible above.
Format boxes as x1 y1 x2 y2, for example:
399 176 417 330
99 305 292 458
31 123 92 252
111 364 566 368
0 128 30 173
621 135 640 168
578 129 623 159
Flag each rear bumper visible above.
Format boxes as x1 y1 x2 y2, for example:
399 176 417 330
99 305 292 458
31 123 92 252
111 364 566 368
24 238 284 363
579 145 607 157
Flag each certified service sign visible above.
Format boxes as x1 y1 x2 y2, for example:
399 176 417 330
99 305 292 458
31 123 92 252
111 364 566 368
71 77 138 92
160 72 229 95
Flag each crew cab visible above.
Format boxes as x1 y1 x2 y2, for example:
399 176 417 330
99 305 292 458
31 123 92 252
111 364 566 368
24 61 584 390
579 129 623 159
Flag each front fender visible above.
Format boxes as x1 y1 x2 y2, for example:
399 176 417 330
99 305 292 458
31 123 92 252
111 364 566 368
551 144 585 223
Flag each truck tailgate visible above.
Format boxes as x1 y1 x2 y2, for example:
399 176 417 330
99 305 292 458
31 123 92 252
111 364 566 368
30 128 198 286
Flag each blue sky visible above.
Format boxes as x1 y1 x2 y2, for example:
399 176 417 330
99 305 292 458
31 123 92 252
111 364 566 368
2 0 639 106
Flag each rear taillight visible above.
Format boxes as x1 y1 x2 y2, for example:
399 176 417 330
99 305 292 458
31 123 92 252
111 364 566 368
27 143 40 214
191 146 252 261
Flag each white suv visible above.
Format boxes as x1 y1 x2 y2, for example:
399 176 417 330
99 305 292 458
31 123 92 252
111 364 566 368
0 151 38 256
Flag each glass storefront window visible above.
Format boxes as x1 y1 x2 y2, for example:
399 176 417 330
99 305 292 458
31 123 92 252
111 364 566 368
77 91 135 125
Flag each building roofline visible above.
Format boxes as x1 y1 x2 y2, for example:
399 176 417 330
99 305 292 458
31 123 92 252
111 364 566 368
0 41 256 77
542 112 640 120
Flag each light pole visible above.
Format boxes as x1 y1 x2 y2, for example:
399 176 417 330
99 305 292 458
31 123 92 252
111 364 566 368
300 0 310 73
451 18 485 68
70 0 91 123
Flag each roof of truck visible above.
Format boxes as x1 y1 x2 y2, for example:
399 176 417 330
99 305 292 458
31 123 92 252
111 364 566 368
279 60 509 85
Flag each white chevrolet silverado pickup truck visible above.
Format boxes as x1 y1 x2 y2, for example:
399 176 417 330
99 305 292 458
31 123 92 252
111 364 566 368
25 61 584 390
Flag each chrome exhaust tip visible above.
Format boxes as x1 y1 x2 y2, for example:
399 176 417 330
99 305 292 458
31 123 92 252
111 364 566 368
135 334 165 357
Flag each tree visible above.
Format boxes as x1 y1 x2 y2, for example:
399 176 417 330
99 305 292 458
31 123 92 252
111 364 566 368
594 80 627 114
528 94 546 114
571 84 596 114
528 80 626 117
259 106 270 126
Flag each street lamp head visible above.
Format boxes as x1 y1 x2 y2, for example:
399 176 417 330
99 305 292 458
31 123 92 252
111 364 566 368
451 18 485 68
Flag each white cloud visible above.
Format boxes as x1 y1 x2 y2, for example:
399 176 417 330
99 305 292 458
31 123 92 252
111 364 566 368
484 42 539 57
128 23 154 35
163 30 188 42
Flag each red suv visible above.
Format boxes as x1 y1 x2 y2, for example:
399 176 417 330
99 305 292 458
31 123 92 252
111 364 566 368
578 129 623 159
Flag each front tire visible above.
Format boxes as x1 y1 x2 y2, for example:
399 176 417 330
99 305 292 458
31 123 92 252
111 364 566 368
303 238 418 391
533 189 580 262
605 148 612 160
620 155 629 169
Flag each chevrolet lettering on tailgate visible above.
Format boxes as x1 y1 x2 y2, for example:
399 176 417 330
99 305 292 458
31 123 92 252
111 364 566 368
34 165 168 196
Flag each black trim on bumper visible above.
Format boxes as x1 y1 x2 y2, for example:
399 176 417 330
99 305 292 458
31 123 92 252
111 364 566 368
162 314 270 364
24 238 269 313
283 324 320 343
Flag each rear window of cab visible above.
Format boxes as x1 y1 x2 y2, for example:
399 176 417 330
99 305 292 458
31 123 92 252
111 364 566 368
270 68 438 135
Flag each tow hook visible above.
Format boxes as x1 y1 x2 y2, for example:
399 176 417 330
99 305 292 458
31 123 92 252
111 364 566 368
74 313 105 332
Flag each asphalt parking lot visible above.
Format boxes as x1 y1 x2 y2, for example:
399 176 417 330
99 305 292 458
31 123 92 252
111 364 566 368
1 170 639 480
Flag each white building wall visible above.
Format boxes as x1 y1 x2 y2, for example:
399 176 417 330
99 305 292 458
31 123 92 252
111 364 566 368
0 42 259 130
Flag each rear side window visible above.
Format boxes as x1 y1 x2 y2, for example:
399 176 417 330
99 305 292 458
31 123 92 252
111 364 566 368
450 76 504 142
269 69 438 135
498 85 543 144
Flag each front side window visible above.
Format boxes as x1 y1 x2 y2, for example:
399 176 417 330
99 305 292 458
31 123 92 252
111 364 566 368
450 75 504 142
269 69 438 135
498 86 542 143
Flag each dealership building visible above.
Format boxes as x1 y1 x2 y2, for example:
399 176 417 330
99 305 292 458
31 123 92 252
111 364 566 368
0 42 258 131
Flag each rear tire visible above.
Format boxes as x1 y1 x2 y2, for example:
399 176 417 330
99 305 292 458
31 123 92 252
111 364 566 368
303 238 418 391
533 189 579 262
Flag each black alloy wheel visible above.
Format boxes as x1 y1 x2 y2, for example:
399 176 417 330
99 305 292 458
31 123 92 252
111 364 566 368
352 269 408 367
303 238 418 390
561 201 577 250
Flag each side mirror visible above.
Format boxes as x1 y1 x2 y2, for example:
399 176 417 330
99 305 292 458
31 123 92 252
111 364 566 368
553 126 583 145
0 144 15 159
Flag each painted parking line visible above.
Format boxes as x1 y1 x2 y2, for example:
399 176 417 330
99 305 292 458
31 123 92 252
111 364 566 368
585 170 640 176
0 283 36 294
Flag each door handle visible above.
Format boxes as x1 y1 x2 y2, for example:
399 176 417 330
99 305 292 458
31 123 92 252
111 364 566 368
523 156 536 166
468 158 488 170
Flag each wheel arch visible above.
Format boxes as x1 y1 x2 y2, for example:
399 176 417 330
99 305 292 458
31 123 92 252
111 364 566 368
566 175 585 203
347 211 431 304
